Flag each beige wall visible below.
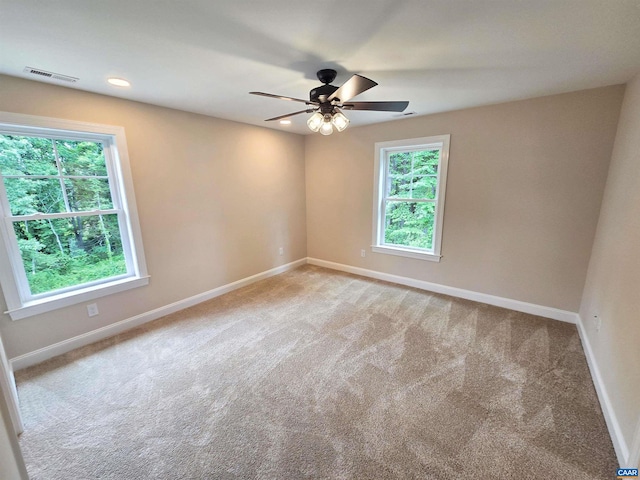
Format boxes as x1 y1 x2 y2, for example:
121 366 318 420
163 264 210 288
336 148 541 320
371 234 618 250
306 86 624 312
0 75 307 359
579 74 640 451
0 74 637 471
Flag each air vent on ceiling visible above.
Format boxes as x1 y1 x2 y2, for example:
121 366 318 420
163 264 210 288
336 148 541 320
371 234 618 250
23 66 79 83
394 111 417 118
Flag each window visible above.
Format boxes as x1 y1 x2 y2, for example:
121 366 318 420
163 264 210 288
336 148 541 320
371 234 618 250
0 112 148 320
372 135 450 261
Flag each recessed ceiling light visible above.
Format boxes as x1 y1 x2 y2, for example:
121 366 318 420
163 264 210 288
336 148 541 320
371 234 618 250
107 77 130 87
279 120 291 125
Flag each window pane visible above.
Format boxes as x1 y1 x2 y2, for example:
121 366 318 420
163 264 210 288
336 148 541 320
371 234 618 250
412 149 440 175
65 178 114 211
389 151 412 175
411 175 438 200
387 149 441 199
388 174 412 198
3 177 65 215
0 135 57 175
55 140 107 176
384 201 435 250
13 214 126 295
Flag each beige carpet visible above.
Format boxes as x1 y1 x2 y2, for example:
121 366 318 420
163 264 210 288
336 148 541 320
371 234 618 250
16 265 617 479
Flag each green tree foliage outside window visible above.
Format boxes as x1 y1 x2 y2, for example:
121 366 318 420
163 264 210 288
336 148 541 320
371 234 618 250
384 149 440 250
0 134 126 295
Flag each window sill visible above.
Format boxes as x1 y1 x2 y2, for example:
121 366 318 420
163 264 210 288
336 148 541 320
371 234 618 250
371 245 442 262
5 275 150 321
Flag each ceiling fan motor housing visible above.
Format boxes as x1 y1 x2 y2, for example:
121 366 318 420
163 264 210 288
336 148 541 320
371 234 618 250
310 84 339 106
317 69 337 84
310 69 340 105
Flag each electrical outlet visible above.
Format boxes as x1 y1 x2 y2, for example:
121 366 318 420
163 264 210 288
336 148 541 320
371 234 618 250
278 247 284 255
361 249 366 257
87 303 99 317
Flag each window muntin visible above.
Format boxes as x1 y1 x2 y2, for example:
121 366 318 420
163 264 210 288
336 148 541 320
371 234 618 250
373 135 450 261
0 113 148 320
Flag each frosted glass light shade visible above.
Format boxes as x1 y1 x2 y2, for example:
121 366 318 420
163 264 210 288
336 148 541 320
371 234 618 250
319 120 334 135
307 112 324 132
331 111 350 132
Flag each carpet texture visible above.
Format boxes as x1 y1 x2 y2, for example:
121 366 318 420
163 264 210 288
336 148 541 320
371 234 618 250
16 265 617 479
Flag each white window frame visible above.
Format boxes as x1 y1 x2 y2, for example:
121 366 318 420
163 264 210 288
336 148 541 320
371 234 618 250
0 112 149 320
372 134 450 262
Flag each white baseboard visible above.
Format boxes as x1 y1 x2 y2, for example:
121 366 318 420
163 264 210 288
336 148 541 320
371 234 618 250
307 257 578 324
10 258 307 371
11 256 577 372
576 314 629 467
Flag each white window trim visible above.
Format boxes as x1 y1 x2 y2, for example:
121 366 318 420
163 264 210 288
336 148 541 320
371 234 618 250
0 112 149 321
372 134 450 262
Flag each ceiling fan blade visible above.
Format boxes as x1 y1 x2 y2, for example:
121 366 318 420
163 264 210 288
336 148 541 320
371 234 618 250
250 92 317 105
327 74 378 102
265 109 315 121
341 101 409 112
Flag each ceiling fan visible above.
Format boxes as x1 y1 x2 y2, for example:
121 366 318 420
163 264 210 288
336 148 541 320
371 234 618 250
250 69 409 135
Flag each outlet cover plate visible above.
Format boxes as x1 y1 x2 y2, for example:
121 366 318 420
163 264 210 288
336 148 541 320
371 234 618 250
87 303 99 317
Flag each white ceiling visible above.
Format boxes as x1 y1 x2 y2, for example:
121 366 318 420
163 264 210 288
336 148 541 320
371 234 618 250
2 0 640 135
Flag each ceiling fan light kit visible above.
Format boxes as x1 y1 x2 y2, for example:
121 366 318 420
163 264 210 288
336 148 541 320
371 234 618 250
251 69 408 135
331 110 349 132
307 112 324 132
319 117 334 136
